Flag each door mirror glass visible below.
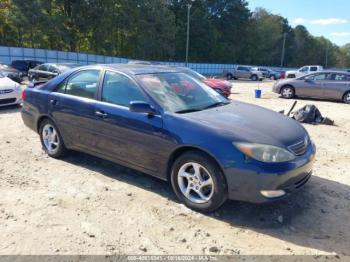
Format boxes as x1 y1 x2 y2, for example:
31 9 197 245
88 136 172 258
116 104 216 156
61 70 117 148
129 101 156 115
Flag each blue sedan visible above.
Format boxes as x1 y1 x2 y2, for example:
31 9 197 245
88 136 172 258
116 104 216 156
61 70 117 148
21 64 316 212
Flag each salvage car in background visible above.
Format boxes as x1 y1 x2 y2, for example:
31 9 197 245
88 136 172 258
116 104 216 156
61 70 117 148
176 67 232 97
0 72 22 107
285 65 323 79
224 66 264 81
0 64 23 83
11 60 43 76
28 63 80 81
273 71 350 103
21 64 315 212
252 67 281 80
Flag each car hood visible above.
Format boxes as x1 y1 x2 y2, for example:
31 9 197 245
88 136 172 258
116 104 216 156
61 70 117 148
203 79 231 88
0 77 18 89
182 101 307 148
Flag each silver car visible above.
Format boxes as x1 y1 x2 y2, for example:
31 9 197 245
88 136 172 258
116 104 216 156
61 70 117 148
272 71 350 104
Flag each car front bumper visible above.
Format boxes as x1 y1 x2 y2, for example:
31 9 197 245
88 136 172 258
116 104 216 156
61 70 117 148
224 143 316 203
0 89 21 107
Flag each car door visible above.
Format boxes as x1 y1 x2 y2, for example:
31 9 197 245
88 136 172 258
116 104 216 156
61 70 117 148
323 73 350 99
297 73 329 98
93 70 165 173
235 66 246 78
49 69 102 150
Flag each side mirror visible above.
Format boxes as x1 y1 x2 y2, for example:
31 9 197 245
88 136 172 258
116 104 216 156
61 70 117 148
129 101 156 116
304 79 312 82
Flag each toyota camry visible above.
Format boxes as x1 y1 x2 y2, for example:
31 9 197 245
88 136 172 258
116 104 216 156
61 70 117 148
21 64 316 212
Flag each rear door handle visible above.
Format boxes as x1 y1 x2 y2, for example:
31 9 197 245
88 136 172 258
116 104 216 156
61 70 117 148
95 110 108 118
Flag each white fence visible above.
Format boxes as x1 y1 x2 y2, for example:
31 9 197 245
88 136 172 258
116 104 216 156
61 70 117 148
0 46 289 75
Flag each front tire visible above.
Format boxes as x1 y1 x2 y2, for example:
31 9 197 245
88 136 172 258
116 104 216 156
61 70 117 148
39 119 67 158
343 91 350 104
280 85 295 99
250 75 258 81
226 73 233 80
170 151 227 213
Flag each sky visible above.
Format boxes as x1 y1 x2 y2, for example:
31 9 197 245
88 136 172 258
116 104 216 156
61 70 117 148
247 0 350 46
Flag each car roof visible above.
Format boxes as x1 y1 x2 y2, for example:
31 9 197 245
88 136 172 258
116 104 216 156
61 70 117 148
311 70 350 74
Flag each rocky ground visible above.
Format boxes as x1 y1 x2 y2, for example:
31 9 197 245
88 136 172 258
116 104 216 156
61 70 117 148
0 80 349 255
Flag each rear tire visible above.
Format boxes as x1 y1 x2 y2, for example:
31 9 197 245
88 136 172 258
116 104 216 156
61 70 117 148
39 119 67 158
343 91 350 104
170 151 227 213
226 73 233 80
280 85 295 99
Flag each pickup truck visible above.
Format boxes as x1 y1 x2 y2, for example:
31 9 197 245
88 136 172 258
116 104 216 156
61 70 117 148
224 66 263 81
285 65 323 79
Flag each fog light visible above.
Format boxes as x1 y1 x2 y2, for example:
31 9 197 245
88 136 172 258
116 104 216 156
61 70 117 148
260 190 286 198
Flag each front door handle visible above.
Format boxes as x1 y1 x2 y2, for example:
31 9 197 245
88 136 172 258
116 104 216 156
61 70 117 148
50 99 59 105
95 110 108 118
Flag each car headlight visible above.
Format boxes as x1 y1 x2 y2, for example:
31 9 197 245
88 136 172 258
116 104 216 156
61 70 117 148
233 142 296 163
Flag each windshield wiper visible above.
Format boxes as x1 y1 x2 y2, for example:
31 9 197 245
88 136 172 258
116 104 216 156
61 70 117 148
175 108 202 114
203 101 230 110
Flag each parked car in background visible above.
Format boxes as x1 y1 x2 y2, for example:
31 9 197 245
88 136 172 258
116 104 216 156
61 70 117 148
0 64 23 83
21 64 315 212
273 71 350 103
224 66 263 81
252 67 281 80
11 60 43 75
0 72 22 107
175 67 232 97
28 63 80 81
284 65 323 79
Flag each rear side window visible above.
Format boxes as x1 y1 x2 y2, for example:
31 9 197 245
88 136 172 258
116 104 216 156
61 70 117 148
310 66 318 71
55 70 100 99
101 71 147 107
237 66 247 71
330 73 350 81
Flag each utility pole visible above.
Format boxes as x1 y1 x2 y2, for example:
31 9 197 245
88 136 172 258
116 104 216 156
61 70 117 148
280 32 287 68
185 3 192 67
325 44 329 68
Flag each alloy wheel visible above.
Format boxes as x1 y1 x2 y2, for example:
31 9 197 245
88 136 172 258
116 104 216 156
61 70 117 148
281 87 294 98
177 162 214 204
42 124 60 154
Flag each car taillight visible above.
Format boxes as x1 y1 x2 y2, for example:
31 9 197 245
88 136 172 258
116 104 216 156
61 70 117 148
280 72 285 79
21 89 26 101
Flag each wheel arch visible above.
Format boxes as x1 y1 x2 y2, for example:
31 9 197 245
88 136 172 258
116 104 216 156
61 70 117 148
36 115 56 133
166 145 226 183
280 84 295 94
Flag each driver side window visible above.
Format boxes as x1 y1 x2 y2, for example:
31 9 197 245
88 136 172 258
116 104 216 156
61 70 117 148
101 71 147 107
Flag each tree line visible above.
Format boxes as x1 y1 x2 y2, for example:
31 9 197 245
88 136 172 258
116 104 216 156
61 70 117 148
0 0 349 68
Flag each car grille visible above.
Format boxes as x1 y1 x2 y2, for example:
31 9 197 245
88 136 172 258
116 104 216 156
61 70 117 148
288 137 308 156
0 98 16 105
0 89 14 94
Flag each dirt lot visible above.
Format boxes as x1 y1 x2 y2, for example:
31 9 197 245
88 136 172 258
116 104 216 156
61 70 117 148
0 80 349 255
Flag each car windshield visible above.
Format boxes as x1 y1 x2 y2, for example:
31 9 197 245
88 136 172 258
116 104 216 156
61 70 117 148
182 69 206 81
137 72 229 113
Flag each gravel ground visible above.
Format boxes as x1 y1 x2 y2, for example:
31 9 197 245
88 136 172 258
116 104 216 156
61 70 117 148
0 80 349 255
